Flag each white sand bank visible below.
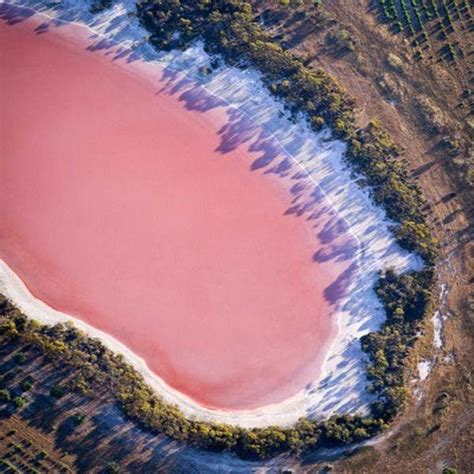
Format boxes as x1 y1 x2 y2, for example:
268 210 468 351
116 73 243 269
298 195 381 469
417 360 432 382
1 0 422 428
432 283 449 350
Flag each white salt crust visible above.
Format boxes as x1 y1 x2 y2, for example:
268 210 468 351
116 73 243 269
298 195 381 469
0 0 422 428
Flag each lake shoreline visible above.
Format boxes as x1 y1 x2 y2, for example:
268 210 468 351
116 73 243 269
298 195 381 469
0 0 421 428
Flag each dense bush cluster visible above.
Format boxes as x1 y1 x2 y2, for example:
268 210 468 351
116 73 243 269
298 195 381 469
0 0 439 461
0 296 383 460
135 0 438 455
136 0 437 264
362 268 434 420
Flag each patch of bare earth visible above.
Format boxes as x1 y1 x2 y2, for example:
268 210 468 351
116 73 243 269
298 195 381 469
0 340 205 472
0 2 472 471
251 1 473 471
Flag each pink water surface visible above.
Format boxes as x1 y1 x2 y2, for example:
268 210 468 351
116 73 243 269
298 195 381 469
0 14 353 409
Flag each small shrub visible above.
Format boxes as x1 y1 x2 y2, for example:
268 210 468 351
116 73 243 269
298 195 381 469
20 378 33 392
442 468 457 474
72 413 86 426
50 384 65 399
13 396 26 409
326 28 355 52
13 352 27 364
0 388 11 402
37 450 48 460
105 461 119 473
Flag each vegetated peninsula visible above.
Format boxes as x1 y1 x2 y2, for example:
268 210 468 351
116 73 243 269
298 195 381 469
0 0 472 472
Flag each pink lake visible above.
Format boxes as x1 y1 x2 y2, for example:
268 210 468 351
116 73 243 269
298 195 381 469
0 11 354 410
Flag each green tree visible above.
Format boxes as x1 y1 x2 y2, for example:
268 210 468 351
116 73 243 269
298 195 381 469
13 396 26 409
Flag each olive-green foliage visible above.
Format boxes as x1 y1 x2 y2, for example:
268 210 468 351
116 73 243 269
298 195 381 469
362 268 434 419
134 5 437 435
20 378 33 392
13 351 27 364
0 297 382 460
442 467 458 474
105 461 119 473
50 384 65 399
89 0 114 14
13 396 26 409
0 388 11 402
136 0 437 264
0 0 438 460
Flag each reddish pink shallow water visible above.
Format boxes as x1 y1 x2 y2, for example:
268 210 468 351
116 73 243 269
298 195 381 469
0 16 349 409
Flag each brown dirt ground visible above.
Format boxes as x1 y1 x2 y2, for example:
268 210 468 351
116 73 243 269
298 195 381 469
0 2 472 472
250 1 474 472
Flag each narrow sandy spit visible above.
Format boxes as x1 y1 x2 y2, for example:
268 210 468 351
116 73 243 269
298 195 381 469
0 0 422 428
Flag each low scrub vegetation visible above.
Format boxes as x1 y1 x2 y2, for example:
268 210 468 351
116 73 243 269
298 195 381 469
0 262 433 460
134 0 437 456
0 0 440 462
137 0 437 264
0 297 382 459
0 427 72 473
377 0 471 62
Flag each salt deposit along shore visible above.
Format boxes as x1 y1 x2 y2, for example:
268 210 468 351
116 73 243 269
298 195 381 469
0 0 422 429
2 11 347 413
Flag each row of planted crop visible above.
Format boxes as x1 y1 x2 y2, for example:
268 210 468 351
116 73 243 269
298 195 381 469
378 0 469 61
379 0 470 34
